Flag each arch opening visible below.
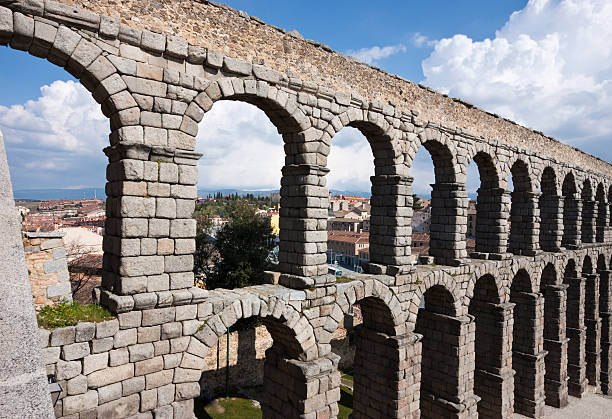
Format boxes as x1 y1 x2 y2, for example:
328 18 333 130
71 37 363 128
1 40 111 310
508 159 537 256
511 269 547 416
465 152 505 258
539 167 563 252
581 180 595 244
583 254 601 388
595 183 606 243
540 263 570 407
469 274 513 417
564 259 587 397
351 295 413 417
410 139 464 266
194 100 283 290
416 285 477 417
561 173 579 249
196 310 330 417
326 125 375 272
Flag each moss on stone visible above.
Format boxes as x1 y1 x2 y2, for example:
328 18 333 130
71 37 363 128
37 300 114 329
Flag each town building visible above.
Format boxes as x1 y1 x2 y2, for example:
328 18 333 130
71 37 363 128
327 230 370 268
467 200 477 238
411 206 431 233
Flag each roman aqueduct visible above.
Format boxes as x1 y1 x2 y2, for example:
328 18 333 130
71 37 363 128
1 1 612 418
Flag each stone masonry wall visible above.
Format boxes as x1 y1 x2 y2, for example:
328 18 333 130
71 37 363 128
199 324 271 397
24 232 72 309
3 1 612 419
52 0 612 177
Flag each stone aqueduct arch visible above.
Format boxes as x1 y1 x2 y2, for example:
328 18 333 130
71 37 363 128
1 1 612 418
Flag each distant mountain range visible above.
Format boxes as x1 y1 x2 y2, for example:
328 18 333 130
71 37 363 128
13 188 106 201
13 187 471 201
197 188 280 197
197 188 374 198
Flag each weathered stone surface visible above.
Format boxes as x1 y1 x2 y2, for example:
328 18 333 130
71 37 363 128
114 328 138 348
75 322 96 342
92 337 114 354
87 363 134 389
141 29 165 53
142 307 175 326
165 35 187 58
96 393 140 419
42 346 60 365
62 390 98 416
51 326 75 346
129 342 154 362
96 319 119 339
122 375 145 396
135 355 163 376
109 347 129 367
98 382 122 405
83 352 108 375
145 369 174 390
56 360 81 380
66 374 88 396
175 382 200 401
61 342 90 361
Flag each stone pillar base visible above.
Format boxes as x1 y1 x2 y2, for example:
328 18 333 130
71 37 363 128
353 329 422 419
543 338 569 408
433 257 467 267
600 312 612 395
278 273 334 289
585 317 602 388
513 350 547 418
263 350 341 419
568 378 588 398
420 391 479 419
567 325 587 398
469 252 511 261
544 378 569 408
474 368 515 418
363 262 414 276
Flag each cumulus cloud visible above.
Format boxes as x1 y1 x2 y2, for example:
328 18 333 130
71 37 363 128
327 127 375 193
1 80 109 189
421 0 612 160
196 105 378 193
411 32 434 48
0 80 107 152
347 44 407 65
196 101 285 190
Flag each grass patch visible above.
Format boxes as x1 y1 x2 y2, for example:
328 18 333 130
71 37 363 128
336 275 355 283
37 300 114 329
338 386 354 419
338 369 354 419
194 396 262 419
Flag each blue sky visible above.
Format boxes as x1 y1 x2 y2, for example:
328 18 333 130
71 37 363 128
2 0 611 196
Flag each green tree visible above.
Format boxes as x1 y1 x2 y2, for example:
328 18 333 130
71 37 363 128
193 210 215 279
207 200 274 289
412 194 423 211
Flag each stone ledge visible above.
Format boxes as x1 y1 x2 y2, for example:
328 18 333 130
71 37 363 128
25 231 65 238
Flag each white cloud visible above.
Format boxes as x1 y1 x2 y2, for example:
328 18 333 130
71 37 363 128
196 105 378 193
411 32 434 48
196 101 285 190
1 80 109 189
347 44 407 65
421 0 612 159
0 80 107 153
327 127 374 193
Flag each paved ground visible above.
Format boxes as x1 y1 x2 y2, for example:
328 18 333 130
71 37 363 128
516 388 612 418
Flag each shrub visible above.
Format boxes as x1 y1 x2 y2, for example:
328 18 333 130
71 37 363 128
37 300 114 329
